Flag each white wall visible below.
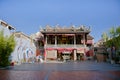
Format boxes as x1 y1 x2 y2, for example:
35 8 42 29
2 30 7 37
11 36 36 63
0 24 36 63
0 25 11 36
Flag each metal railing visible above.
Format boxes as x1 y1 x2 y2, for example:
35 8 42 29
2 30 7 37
45 44 85 48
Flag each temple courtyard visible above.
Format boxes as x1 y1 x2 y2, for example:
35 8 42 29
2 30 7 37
0 61 120 80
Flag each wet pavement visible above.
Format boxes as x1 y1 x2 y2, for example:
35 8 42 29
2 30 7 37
0 61 120 80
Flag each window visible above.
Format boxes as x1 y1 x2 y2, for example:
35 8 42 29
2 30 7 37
76 35 82 44
47 35 55 44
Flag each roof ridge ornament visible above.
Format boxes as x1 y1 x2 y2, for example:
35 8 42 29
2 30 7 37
39 26 43 31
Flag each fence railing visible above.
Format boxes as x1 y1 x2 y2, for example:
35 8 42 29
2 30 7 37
45 44 85 48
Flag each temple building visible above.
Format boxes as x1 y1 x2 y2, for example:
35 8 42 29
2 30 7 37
0 19 94 63
35 25 94 61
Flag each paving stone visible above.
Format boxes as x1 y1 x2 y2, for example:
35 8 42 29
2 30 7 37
0 61 120 80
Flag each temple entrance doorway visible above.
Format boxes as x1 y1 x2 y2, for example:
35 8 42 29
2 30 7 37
62 52 71 62
76 53 84 61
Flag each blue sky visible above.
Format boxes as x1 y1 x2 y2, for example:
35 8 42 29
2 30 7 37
0 0 120 42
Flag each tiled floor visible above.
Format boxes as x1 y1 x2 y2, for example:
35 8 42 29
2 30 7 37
0 70 120 80
0 61 120 80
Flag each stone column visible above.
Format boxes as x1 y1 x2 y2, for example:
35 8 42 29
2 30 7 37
44 35 47 61
83 33 87 60
74 49 77 61
45 35 47 45
83 34 86 47
55 35 57 46
74 34 76 48
73 34 77 61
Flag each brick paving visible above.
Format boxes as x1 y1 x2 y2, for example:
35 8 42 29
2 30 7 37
0 70 46 80
49 71 120 80
0 61 120 80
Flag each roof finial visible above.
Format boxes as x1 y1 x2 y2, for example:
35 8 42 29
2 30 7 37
39 26 43 31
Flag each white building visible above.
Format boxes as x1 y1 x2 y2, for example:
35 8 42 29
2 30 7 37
0 20 36 64
11 32 36 63
0 20 15 36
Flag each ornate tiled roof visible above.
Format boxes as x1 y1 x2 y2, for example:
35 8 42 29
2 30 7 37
13 31 30 39
87 35 94 40
41 25 90 34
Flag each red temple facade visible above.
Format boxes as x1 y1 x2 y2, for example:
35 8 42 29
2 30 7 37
35 25 94 61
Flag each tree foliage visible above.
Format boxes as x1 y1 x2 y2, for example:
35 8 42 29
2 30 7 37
101 32 108 42
109 27 115 38
116 26 120 37
0 30 16 67
103 26 120 49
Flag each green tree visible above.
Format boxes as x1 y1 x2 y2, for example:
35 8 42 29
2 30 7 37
116 26 120 36
115 26 120 48
109 27 116 38
104 26 120 49
101 32 108 42
0 30 16 67
108 27 117 46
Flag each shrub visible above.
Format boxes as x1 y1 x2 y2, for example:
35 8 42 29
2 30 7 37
0 30 15 67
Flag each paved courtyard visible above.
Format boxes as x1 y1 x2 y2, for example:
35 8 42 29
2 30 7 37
0 61 120 80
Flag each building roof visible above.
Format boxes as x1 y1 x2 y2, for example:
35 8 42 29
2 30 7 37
0 20 15 30
40 25 90 34
87 35 94 40
13 31 31 39
94 39 104 47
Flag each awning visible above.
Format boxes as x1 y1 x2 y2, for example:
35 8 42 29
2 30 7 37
76 48 85 53
57 48 74 53
76 48 84 51
62 51 72 54
57 48 64 53
46 48 55 51
64 34 75 36
86 40 93 44
81 40 93 44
